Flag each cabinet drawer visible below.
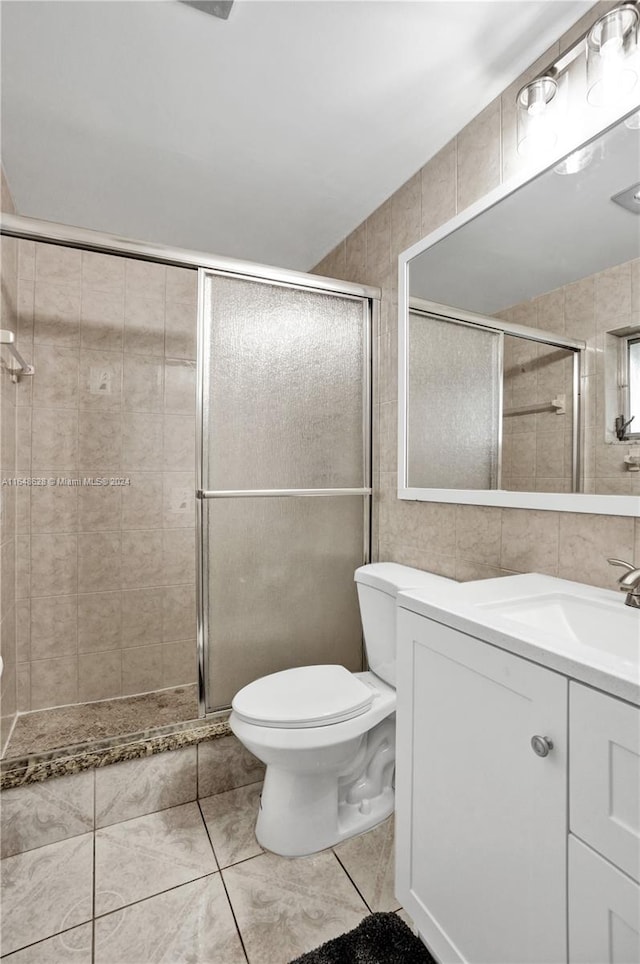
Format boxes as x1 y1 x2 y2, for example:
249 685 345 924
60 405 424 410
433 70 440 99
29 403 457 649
569 835 639 964
570 682 640 882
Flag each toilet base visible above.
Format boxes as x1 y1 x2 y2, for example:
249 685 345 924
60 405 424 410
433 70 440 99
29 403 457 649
254 716 396 857
255 773 394 857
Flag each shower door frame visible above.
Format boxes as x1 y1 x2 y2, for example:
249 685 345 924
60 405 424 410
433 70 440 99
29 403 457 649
0 213 379 722
400 297 585 498
195 267 376 717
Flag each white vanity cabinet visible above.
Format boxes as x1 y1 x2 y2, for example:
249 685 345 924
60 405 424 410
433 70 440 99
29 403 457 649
568 682 640 964
395 606 640 964
395 610 568 964
569 837 639 964
569 682 640 883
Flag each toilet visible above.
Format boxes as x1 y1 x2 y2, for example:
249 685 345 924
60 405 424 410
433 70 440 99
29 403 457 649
229 562 455 857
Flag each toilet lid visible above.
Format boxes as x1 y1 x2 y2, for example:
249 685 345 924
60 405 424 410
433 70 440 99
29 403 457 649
231 665 374 728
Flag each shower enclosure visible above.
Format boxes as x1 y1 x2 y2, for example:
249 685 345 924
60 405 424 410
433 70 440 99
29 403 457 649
197 270 373 713
0 212 376 765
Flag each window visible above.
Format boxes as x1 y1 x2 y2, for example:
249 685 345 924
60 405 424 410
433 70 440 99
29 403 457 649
619 333 640 440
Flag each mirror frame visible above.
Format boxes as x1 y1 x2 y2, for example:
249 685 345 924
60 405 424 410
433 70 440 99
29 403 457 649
398 120 640 517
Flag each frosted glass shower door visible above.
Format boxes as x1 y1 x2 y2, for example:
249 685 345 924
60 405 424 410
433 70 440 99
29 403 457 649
198 272 371 712
407 311 502 489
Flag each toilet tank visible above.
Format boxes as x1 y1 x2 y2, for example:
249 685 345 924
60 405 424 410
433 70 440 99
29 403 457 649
354 563 456 687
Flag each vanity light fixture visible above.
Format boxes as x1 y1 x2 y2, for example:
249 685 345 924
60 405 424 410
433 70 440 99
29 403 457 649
516 1 640 157
587 4 639 106
516 76 558 156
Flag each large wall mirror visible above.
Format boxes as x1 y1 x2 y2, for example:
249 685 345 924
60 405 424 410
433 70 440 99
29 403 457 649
399 111 640 515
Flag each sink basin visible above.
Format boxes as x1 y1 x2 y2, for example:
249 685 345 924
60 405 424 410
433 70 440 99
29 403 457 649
484 592 638 669
397 572 639 703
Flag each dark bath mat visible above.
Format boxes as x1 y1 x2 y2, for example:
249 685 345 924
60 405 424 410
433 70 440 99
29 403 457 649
289 912 437 964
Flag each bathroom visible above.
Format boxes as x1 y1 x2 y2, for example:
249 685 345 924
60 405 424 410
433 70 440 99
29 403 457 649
0 1 639 962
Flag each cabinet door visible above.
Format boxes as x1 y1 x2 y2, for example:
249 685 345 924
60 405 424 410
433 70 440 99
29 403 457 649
569 835 640 963
570 682 640 883
395 611 568 964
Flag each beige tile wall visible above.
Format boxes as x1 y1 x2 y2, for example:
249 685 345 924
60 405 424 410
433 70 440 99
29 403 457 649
500 334 575 494
498 258 640 496
1 166 19 752
14 241 198 711
313 1 640 589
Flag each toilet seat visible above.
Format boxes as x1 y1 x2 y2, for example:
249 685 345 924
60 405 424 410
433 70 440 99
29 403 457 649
231 664 374 728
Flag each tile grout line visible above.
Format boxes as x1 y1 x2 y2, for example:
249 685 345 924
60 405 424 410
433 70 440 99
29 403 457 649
0 920 94 961
73 308 80 721
92 760 97 964
92 870 218 923
92 828 96 963
92 796 199 838
331 849 373 915
197 797 251 964
6 872 223 959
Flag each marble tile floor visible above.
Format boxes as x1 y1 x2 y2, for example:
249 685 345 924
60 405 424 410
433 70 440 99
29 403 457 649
0 780 407 964
4 685 199 760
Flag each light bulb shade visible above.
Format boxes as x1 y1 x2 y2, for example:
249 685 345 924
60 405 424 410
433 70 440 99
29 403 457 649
587 4 639 107
517 76 558 157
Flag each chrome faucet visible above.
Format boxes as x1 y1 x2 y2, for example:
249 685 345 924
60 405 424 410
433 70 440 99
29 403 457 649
608 559 640 609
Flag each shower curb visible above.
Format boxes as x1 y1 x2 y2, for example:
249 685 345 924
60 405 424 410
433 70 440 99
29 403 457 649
0 717 231 790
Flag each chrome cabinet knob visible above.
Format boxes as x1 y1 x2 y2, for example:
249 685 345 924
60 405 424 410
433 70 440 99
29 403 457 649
531 735 553 757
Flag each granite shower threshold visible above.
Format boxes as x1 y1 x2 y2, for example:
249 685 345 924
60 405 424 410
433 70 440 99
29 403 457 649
6 685 201 757
1 687 231 790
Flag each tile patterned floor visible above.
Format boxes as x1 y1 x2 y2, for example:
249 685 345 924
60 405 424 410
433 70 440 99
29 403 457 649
0 781 405 964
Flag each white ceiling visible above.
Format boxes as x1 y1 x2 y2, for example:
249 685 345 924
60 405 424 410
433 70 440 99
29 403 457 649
1 0 593 271
409 115 640 314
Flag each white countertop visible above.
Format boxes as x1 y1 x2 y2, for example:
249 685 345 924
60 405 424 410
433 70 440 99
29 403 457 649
398 573 640 707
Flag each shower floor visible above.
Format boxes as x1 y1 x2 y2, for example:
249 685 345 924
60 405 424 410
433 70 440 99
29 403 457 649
4 684 199 760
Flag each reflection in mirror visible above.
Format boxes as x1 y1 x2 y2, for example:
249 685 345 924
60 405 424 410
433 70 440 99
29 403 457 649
407 303 582 492
502 335 578 493
407 311 501 490
401 111 640 510
627 336 640 437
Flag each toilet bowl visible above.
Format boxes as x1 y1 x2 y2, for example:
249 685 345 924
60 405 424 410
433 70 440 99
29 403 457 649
229 562 455 857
